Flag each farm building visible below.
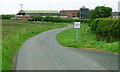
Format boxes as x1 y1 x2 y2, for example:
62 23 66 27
11 15 31 20
17 10 59 16
112 12 120 18
59 10 79 17
79 6 90 19
59 7 90 19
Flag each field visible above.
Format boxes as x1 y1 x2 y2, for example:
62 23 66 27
57 23 118 53
0 19 2 71
0 40 1 71
2 20 67 70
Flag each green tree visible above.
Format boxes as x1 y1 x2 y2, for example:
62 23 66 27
90 10 97 19
91 6 112 19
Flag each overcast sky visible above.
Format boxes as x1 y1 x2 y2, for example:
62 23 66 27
0 0 119 14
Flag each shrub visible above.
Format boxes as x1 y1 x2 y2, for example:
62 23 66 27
0 15 14 19
43 16 73 23
30 16 90 23
90 18 119 42
32 16 43 21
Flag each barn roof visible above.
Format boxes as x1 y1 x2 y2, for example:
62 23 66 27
19 10 59 13
60 10 79 12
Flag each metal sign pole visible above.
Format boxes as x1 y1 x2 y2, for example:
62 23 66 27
76 28 78 41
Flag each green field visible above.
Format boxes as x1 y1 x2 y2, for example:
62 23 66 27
57 23 118 53
0 40 1 72
0 19 2 71
2 20 67 70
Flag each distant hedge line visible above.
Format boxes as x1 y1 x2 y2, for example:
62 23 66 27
90 18 119 42
0 15 14 19
1 15 90 23
33 16 90 23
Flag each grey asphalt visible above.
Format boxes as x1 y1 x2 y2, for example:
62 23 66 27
16 25 118 70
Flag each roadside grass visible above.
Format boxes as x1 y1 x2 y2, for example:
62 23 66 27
0 39 1 72
0 41 1 72
57 23 118 53
0 19 2 71
2 20 67 70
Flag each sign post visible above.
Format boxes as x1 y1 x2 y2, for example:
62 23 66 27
76 28 78 41
74 22 80 41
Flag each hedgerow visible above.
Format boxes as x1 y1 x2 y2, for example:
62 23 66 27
32 16 43 21
42 16 73 22
90 18 119 42
33 16 90 23
0 15 14 19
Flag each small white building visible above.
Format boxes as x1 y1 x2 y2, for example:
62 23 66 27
112 12 119 18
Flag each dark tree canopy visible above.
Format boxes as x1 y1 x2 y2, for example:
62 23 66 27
90 6 112 19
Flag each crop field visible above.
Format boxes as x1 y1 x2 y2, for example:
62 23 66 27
2 20 67 70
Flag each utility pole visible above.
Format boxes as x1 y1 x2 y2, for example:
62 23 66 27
49 6 52 10
63 9 64 16
20 4 23 15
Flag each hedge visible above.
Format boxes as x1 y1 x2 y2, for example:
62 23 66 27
42 16 73 22
32 16 43 21
0 15 14 19
90 18 119 42
32 16 90 23
73 19 91 23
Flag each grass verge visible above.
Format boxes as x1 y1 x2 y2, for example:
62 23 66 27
0 18 2 71
2 20 67 70
0 40 1 71
57 23 118 53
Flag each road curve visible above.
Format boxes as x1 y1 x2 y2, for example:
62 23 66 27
16 25 118 70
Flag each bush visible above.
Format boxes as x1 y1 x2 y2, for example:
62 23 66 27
90 18 119 42
74 19 91 23
0 15 14 19
30 16 90 23
43 16 73 23
32 16 43 21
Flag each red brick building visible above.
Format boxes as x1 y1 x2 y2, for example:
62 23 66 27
11 15 31 20
59 10 79 17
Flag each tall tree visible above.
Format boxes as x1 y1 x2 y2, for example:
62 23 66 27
90 10 97 19
91 6 112 19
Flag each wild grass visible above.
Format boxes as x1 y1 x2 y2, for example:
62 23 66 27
0 18 2 71
2 20 67 70
57 23 118 53
0 41 1 71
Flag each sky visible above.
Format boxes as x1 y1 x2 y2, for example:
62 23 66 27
0 0 120 14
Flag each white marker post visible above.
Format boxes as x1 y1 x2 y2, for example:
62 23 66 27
74 22 80 41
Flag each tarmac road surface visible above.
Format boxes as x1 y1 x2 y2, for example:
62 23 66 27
15 25 118 70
